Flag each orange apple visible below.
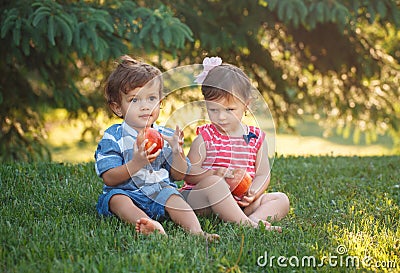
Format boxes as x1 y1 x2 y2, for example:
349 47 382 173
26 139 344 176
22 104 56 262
137 127 163 155
225 168 252 197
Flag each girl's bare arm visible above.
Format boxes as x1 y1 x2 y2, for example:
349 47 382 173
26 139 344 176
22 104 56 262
247 136 271 199
184 135 215 184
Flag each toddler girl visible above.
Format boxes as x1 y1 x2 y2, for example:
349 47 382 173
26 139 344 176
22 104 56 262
181 57 289 230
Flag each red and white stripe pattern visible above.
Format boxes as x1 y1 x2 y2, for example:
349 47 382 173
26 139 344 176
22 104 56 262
198 124 265 178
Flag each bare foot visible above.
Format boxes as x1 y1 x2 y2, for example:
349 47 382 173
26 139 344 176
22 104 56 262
249 217 282 233
262 221 282 233
194 232 220 242
135 218 166 235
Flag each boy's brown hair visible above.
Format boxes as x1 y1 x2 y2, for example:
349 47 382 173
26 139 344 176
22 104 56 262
104 55 162 107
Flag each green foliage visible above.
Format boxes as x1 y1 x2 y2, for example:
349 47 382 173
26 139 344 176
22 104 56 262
0 0 193 162
172 0 400 144
135 5 193 49
1 0 399 161
1 157 399 272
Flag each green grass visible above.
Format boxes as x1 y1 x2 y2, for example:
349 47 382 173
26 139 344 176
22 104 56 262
1 156 399 272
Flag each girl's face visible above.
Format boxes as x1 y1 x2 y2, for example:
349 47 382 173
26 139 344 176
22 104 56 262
111 80 161 131
205 96 248 136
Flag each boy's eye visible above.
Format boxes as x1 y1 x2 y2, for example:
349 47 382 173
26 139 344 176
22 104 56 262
149 96 157 101
131 98 138 103
226 108 235 111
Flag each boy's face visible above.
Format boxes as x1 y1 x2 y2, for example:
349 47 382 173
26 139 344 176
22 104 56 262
111 80 161 131
205 96 248 136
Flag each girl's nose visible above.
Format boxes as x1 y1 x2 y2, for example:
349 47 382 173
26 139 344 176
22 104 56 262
218 111 226 120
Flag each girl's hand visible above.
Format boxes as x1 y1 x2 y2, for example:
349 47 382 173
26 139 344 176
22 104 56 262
237 189 256 207
162 125 184 155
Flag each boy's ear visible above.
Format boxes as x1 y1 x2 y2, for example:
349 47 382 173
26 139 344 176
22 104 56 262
109 102 123 118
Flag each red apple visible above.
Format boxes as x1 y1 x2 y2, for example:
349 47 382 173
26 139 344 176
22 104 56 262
225 169 252 197
137 127 163 155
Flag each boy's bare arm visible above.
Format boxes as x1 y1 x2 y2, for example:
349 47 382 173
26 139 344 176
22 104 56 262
169 149 189 181
101 158 141 186
163 125 190 181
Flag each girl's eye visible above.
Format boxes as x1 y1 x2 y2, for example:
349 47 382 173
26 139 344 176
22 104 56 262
226 108 235 111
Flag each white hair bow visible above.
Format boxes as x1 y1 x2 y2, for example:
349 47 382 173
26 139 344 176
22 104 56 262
194 57 222 84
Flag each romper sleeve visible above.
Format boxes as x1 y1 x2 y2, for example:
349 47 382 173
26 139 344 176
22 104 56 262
94 125 124 177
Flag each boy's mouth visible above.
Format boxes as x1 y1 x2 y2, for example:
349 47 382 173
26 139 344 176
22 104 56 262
139 114 152 119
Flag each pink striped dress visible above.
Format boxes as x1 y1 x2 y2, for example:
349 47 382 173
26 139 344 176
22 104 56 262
181 123 265 191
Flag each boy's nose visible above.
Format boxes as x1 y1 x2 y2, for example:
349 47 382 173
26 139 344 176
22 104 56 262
140 99 153 107
140 101 150 110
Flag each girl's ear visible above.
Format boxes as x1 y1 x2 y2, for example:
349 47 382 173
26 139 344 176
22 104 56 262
244 100 251 116
109 102 123 118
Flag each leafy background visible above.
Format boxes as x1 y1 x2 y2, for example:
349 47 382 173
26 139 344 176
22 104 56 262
1 0 399 161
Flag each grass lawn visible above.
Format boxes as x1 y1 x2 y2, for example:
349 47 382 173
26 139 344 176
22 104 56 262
1 156 399 272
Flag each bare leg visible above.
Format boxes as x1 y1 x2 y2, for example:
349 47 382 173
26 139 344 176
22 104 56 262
186 175 260 228
109 194 166 235
244 192 290 222
165 194 220 241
